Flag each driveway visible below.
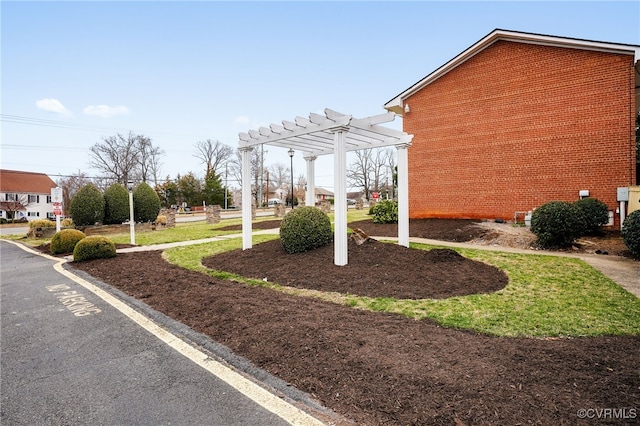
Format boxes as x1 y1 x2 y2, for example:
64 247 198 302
0 241 328 425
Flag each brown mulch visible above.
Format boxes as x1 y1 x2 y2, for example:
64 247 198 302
68 218 640 425
203 239 507 299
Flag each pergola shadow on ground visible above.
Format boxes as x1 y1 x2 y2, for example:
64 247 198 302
238 108 413 265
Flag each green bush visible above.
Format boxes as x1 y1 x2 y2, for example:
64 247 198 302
530 201 587 248
29 219 55 229
621 210 640 257
103 183 130 225
50 229 86 255
73 236 116 262
574 197 609 235
279 206 332 254
133 182 162 223
371 200 398 224
70 184 105 226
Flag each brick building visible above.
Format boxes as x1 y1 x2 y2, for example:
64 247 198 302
385 29 639 226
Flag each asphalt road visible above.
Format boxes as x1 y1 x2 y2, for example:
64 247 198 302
0 241 328 425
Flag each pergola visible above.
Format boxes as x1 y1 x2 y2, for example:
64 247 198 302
238 108 413 266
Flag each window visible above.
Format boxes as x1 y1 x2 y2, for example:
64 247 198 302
5 193 16 201
27 212 40 217
28 195 40 203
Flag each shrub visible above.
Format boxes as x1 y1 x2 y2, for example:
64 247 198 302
574 197 609 235
103 183 130 225
70 184 105 226
29 219 55 229
155 215 167 225
50 229 86 255
371 200 398 224
133 182 162 223
530 201 587 248
621 210 640 257
61 218 74 228
279 206 332 254
73 236 116 262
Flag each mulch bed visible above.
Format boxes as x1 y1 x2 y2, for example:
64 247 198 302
203 238 507 299
69 218 640 425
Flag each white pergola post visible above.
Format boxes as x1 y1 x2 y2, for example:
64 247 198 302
304 155 317 206
333 127 348 266
238 108 413 265
397 143 410 247
240 147 253 250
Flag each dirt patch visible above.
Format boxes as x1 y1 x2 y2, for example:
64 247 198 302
71 248 640 425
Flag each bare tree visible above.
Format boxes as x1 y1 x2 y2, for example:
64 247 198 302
194 139 233 178
347 147 395 200
268 162 290 188
230 147 264 205
136 135 164 185
89 132 162 186
1 193 30 221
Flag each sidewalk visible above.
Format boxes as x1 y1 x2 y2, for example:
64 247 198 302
117 229 639 299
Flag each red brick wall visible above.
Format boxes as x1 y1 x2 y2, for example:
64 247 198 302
404 41 636 226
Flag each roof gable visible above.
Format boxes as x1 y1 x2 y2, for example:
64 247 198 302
384 28 640 114
0 169 57 194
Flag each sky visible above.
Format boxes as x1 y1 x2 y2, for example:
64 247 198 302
2 1 639 191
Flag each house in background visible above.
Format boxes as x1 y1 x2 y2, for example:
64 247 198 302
0 169 57 221
385 29 639 227
312 187 334 205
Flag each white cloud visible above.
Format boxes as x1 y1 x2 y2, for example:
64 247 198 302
83 105 130 118
35 98 73 116
235 115 250 125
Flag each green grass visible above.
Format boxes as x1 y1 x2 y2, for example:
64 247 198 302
345 244 640 337
6 212 638 337
164 236 640 338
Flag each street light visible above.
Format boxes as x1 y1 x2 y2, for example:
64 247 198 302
288 148 295 209
127 180 135 245
224 163 228 210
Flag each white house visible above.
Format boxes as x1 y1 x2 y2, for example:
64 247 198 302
0 169 58 221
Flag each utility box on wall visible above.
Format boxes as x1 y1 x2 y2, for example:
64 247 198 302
628 186 640 214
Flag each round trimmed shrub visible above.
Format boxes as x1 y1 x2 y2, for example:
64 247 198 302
133 182 162 223
371 200 398 224
103 183 130 225
73 236 116 262
70 184 105 226
29 219 55 229
621 210 640 257
279 206 332 254
574 197 609 235
530 201 587 248
50 229 86 255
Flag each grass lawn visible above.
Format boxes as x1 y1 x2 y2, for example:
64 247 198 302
162 235 640 338
6 211 639 338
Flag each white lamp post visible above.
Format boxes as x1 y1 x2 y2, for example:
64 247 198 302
288 148 295 209
127 180 135 245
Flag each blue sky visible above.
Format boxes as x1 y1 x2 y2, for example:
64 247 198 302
2 1 639 190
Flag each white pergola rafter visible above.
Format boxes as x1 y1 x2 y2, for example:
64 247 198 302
239 108 413 266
